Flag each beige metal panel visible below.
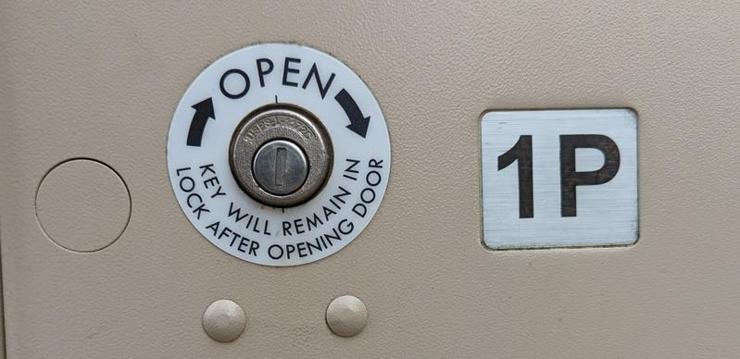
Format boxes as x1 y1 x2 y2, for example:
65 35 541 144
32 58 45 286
0 227 4 359
1 1 739 358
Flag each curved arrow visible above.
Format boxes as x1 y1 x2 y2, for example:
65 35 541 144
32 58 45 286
187 98 215 147
335 89 370 138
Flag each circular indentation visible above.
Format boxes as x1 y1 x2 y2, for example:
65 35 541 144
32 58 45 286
202 299 246 343
326 295 368 337
35 159 130 252
230 105 333 208
252 139 308 195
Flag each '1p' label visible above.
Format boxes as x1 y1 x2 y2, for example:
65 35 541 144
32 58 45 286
481 109 638 249
167 43 391 266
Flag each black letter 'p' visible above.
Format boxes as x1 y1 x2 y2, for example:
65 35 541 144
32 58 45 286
560 134 620 217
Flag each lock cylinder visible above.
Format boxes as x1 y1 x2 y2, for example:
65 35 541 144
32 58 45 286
229 105 333 207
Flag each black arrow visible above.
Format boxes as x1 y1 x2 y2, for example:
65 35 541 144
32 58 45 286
186 98 215 147
335 89 370 138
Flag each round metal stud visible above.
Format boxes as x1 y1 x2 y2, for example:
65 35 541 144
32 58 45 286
202 299 246 343
230 105 333 207
325 295 368 337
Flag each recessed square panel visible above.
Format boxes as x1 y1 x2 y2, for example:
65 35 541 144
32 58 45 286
481 109 638 249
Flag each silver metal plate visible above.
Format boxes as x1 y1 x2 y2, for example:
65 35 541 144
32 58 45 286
481 109 638 249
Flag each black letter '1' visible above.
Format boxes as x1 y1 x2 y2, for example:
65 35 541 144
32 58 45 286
498 135 533 218
560 134 620 217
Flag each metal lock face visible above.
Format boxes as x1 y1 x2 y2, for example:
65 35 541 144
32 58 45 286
166 43 391 266
252 139 309 195
229 105 333 207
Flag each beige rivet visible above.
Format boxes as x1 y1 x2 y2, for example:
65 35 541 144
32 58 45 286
202 299 246 343
326 295 367 337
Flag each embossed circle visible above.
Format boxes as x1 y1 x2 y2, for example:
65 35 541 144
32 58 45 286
36 159 131 252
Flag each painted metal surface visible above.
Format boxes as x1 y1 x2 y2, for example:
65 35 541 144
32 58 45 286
1 1 739 358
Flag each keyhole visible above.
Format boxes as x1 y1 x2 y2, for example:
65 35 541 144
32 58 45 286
275 146 287 188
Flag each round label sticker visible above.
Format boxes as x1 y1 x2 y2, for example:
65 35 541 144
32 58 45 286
167 43 390 266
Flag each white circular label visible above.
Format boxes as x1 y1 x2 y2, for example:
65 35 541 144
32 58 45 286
167 43 390 266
